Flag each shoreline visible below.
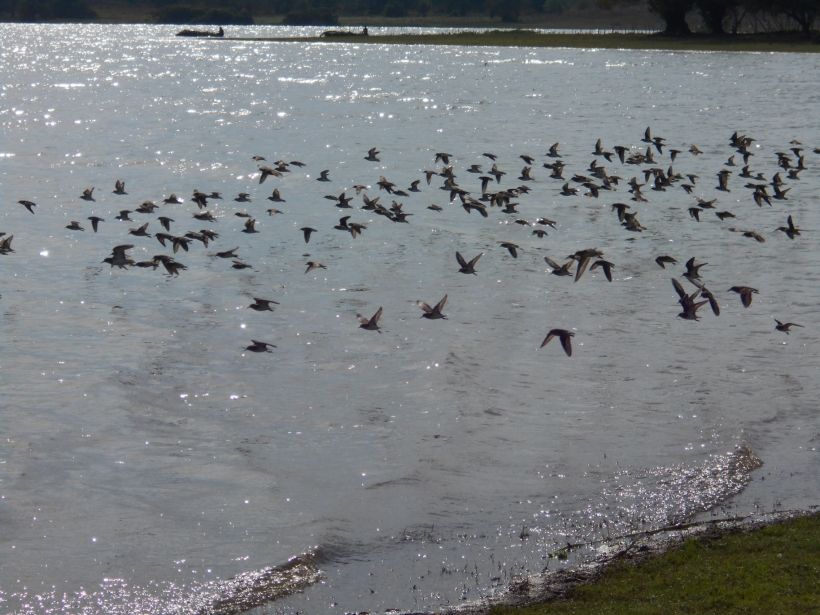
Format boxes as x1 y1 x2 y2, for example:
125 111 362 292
226 31 820 53
453 508 820 614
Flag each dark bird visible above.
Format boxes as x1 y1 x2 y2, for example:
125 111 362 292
87 216 104 232
215 247 239 258
536 217 557 228
242 218 258 234
435 152 452 164
103 244 135 269
428 204 443 212
259 166 283 183
128 222 151 237
418 294 448 320
162 259 188 275
655 255 677 269
365 147 380 162
357 307 383 333
689 144 702 156
301 227 317 243
611 203 630 222
252 155 266 163
234 193 251 202
539 329 574 357
715 211 736 220
716 170 731 192
672 278 708 321
290 160 306 167
115 210 132 221
571 248 604 283
688 207 702 221
683 256 707 280
456 251 483 275
18 200 36 214
483 152 497 160
158 216 174 231
193 211 216 222
544 256 573 276
66 221 84 231
532 229 548 238
266 208 283 216
777 215 800 239
80 187 95 201
317 170 331 182
590 260 614 282
520 154 535 165
500 242 519 258
268 188 285 202
245 340 275 352
136 201 157 213
164 194 182 204
113 180 127 195
408 180 421 192
775 319 803 334
305 261 326 274
729 228 766 243
729 286 758 308
232 260 252 270
248 298 279 311
547 143 561 158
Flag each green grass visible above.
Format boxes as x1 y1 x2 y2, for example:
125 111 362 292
491 514 820 615
239 31 820 53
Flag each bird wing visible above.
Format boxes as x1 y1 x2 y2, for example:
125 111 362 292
468 253 483 268
540 331 557 349
544 256 561 270
574 257 590 283
434 294 448 313
672 278 687 301
370 307 383 326
456 251 467 268
560 333 573 357
417 301 433 314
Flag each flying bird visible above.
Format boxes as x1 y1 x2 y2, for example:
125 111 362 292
540 329 574 357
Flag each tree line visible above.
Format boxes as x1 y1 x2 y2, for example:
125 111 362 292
0 0 817 36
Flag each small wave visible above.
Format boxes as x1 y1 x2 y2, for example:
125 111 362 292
6 551 322 615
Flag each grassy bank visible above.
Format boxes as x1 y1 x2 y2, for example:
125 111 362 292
491 513 820 615
239 30 820 53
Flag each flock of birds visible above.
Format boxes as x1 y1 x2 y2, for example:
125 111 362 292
5 128 815 356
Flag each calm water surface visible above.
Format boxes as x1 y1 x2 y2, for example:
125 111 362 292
1 24 819 614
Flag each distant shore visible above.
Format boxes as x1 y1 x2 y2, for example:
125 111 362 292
229 30 820 53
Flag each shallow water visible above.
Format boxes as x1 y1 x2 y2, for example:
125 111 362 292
1 24 819 615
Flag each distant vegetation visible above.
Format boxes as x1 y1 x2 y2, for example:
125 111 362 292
0 0 817 38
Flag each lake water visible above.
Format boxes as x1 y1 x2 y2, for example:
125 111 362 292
1 24 819 615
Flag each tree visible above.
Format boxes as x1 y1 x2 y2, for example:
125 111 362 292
768 0 818 35
695 0 738 33
648 0 695 34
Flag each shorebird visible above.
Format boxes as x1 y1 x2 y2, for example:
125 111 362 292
715 211 736 220
80 188 95 201
136 201 157 213
115 210 132 221
467 164 483 173
547 143 561 158
500 242 519 258
729 228 766 243
590 260 614 282
571 249 604 283
87 216 104 232
483 152 497 160
252 155 266 163
683 257 707 280
259 166 283 183
234 193 251 202
193 211 215 222
268 188 285 202
687 278 720 316
113 180 127 195
540 329 574 357
456 251 483 274
128 222 151 237
428 204 443 212
655 255 677 269
0 235 13 254
305 261 326 274
357 307 383 332
245 340 275 352
232 260 252 270
164 194 182 204
317 170 331 182
689 144 702 155
66 221 84 231
301 227 317 243
18 200 36 213
215 247 239 258
672 278 708 321
435 152 452 164
544 256 573 276
242 218 258 234
729 286 758 308
158 216 174 231
365 147 380 162
774 319 803 334
103 244 135 269
417 294 448 320
408 180 421 192
777 215 800 239
248 298 279 311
